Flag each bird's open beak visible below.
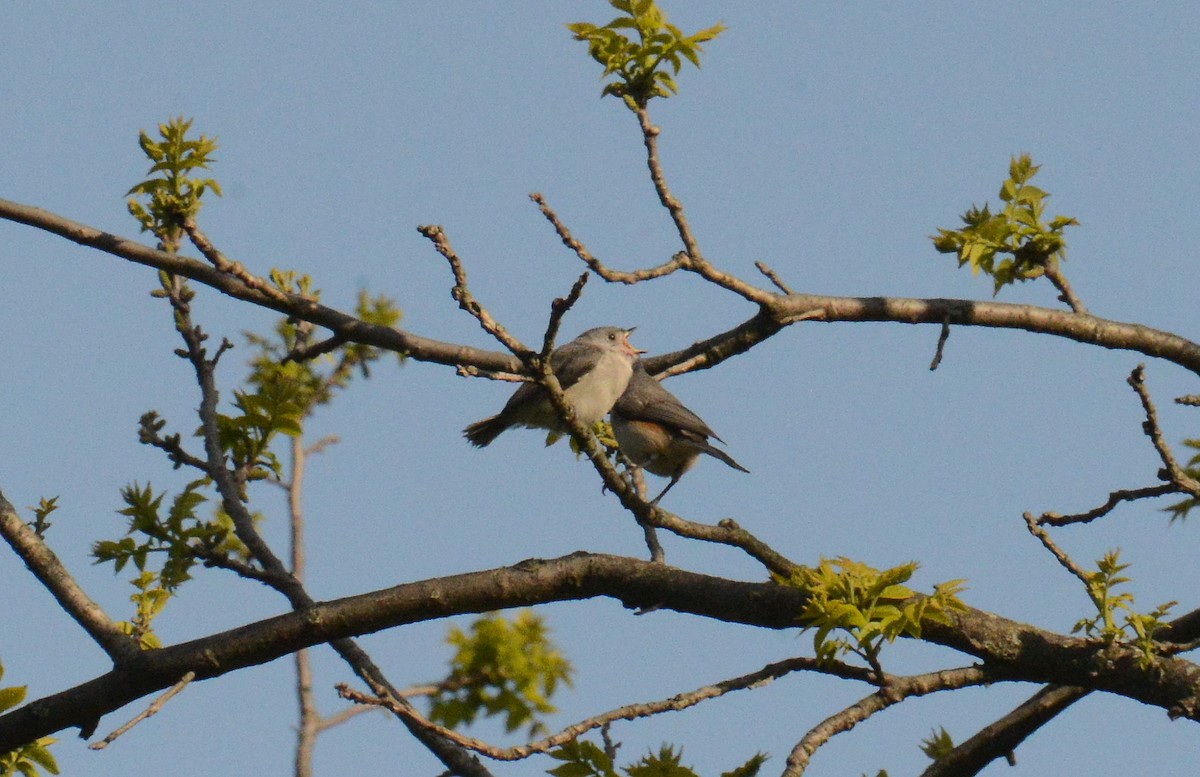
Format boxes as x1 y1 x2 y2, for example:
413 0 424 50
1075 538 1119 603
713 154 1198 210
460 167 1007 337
622 327 647 356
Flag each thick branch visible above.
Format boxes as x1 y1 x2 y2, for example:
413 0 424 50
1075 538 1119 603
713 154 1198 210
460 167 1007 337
0 489 139 664
4 552 1200 753
0 198 521 374
771 294 1200 376
921 685 1089 777
5 199 1200 380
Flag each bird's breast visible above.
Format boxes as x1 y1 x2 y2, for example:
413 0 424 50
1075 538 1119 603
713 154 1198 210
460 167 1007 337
564 350 634 425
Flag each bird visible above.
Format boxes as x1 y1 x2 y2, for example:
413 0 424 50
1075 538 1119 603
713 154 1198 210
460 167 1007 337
464 326 642 447
610 361 749 504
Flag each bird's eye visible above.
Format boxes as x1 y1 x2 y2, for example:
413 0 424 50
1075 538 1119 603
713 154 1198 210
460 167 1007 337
608 333 616 340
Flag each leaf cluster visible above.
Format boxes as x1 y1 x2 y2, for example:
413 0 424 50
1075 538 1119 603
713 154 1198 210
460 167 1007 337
126 116 221 249
919 726 955 762
245 287 403 414
27 497 58 538
215 376 307 482
113 570 171 650
92 480 245 594
0 662 57 777
777 558 966 665
549 741 765 777
430 611 572 736
567 0 724 107
1071 550 1176 667
932 154 1079 295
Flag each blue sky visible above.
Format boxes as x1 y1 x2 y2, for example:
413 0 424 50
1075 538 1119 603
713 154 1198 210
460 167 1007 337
3 2 1200 775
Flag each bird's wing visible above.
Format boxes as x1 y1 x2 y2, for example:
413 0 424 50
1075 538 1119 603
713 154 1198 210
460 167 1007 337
614 376 720 440
548 340 602 390
496 339 604 417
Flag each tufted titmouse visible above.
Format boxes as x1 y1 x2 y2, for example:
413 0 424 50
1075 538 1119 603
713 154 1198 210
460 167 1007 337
464 326 642 447
610 361 749 504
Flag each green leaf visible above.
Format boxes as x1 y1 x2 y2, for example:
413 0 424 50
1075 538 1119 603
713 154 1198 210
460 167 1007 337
547 740 616 777
0 685 27 713
721 753 769 777
625 744 697 777
920 727 955 761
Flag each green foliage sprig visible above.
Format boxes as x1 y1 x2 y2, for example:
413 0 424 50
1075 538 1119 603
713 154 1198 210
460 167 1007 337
548 741 766 777
568 0 724 107
215 376 307 482
114 570 170 650
92 479 248 612
1072 550 1175 667
932 154 1079 295
126 116 220 251
0 661 58 777
27 497 58 538
919 726 955 763
430 611 572 736
777 558 967 666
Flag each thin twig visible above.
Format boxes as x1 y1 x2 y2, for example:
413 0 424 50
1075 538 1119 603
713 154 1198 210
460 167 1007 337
542 272 589 359
782 666 993 776
183 218 290 304
88 671 195 750
338 656 872 761
1129 364 1200 496
632 106 777 306
1023 512 1092 588
187 544 282 585
418 224 531 361
138 412 211 473
929 317 951 371
284 334 346 365
160 268 493 776
530 193 684 284
1036 484 1178 527
1042 260 1088 314
754 260 795 295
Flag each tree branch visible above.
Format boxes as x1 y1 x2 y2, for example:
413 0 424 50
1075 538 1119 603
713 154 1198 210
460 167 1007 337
5 552 1200 754
0 489 139 665
156 272 492 776
1128 364 1200 495
1037 484 1179 527
6 199 1200 381
783 666 994 776
87 671 195 750
770 293 1200 377
920 684 1089 777
337 656 875 761
633 107 777 307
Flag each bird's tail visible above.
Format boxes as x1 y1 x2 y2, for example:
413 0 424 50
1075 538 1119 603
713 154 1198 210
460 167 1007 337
463 415 510 447
699 442 750 473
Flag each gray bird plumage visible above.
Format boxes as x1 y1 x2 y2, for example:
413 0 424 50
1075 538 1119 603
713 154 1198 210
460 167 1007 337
464 327 641 447
610 361 748 504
